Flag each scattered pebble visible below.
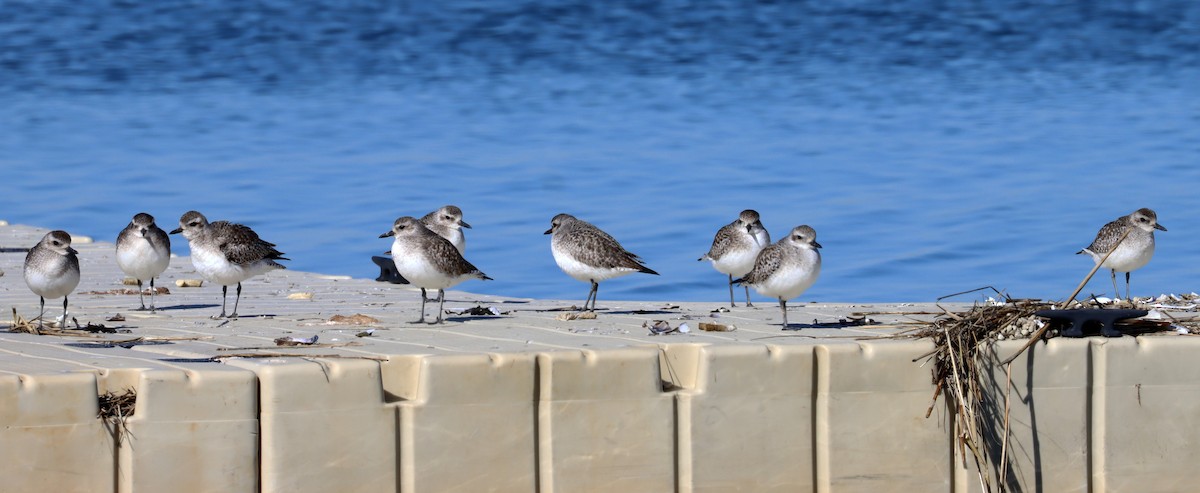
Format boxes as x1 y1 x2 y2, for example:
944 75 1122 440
287 292 314 300
175 279 203 288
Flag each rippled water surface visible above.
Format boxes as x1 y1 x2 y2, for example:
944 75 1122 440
2 0 1198 302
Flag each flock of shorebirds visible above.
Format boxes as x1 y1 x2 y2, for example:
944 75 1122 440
18 206 1165 329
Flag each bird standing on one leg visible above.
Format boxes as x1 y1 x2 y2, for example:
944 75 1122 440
545 213 658 311
116 213 171 312
170 211 288 319
1078 208 1166 301
380 216 491 324
24 230 81 330
735 225 822 329
700 209 770 307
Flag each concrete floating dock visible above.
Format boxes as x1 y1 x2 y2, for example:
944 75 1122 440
1 222 1197 492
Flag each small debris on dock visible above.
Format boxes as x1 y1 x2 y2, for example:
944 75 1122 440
698 322 736 332
326 314 380 325
287 292 314 300
447 305 509 316
556 311 597 321
83 287 170 296
275 335 319 346
175 279 203 287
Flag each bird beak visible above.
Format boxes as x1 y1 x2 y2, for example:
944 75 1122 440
139 228 148 235
169 227 182 234
543 227 554 235
379 231 395 238
813 241 823 249
460 220 472 229
384 250 392 255
1156 224 1167 231
67 246 79 255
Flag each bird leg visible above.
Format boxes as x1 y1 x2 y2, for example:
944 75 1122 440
433 289 446 324
37 296 46 330
413 290 428 324
727 274 736 308
135 279 148 311
1110 269 1119 301
213 285 228 319
585 281 599 311
229 282 242 318
62 296 69 328
779 298 789 329
149 277 157 313
744 285 754 307
1125 272 1132 301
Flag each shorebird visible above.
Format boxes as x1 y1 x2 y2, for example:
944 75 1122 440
170 211 288 318
700 209 771 307
380 216 491 323
116 212 171 312
373 205 472 288
1078 208 1166 300
544 213 659 311
24 230 80 329
735 225 822 329
420 205 471 253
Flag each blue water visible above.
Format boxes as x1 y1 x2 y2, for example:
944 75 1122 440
2 0 1198 303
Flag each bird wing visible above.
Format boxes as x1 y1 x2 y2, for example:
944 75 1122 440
740 244 782 285
702 222 740 260
1084 217 1126 254
424 235 487 278
574 225 652 271
213 221 287 265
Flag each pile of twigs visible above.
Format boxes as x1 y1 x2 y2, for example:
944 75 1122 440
915 297 1053 492
98 389 137 447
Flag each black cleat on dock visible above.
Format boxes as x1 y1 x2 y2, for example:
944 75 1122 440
371 256 409 284
1033 309 1147 338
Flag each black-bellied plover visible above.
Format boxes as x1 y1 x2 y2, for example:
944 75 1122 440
116 212 171 312
24 230 80 329
544 213 659 311
380 216 491 324
372 205 472 287
170 211 288 318
1078 207 1166 300
735 225 822 329
420 205 471 253
700 209 771 307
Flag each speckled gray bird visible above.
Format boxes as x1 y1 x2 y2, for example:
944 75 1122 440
700 209 771 307
380 216 491 324
170 211 288 319
24 230 80 329
545 213 658 311
1078 207 1166 300
116 212 171 312
735 225 822 329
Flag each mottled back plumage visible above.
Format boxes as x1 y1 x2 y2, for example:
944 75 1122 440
210 220 289 266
